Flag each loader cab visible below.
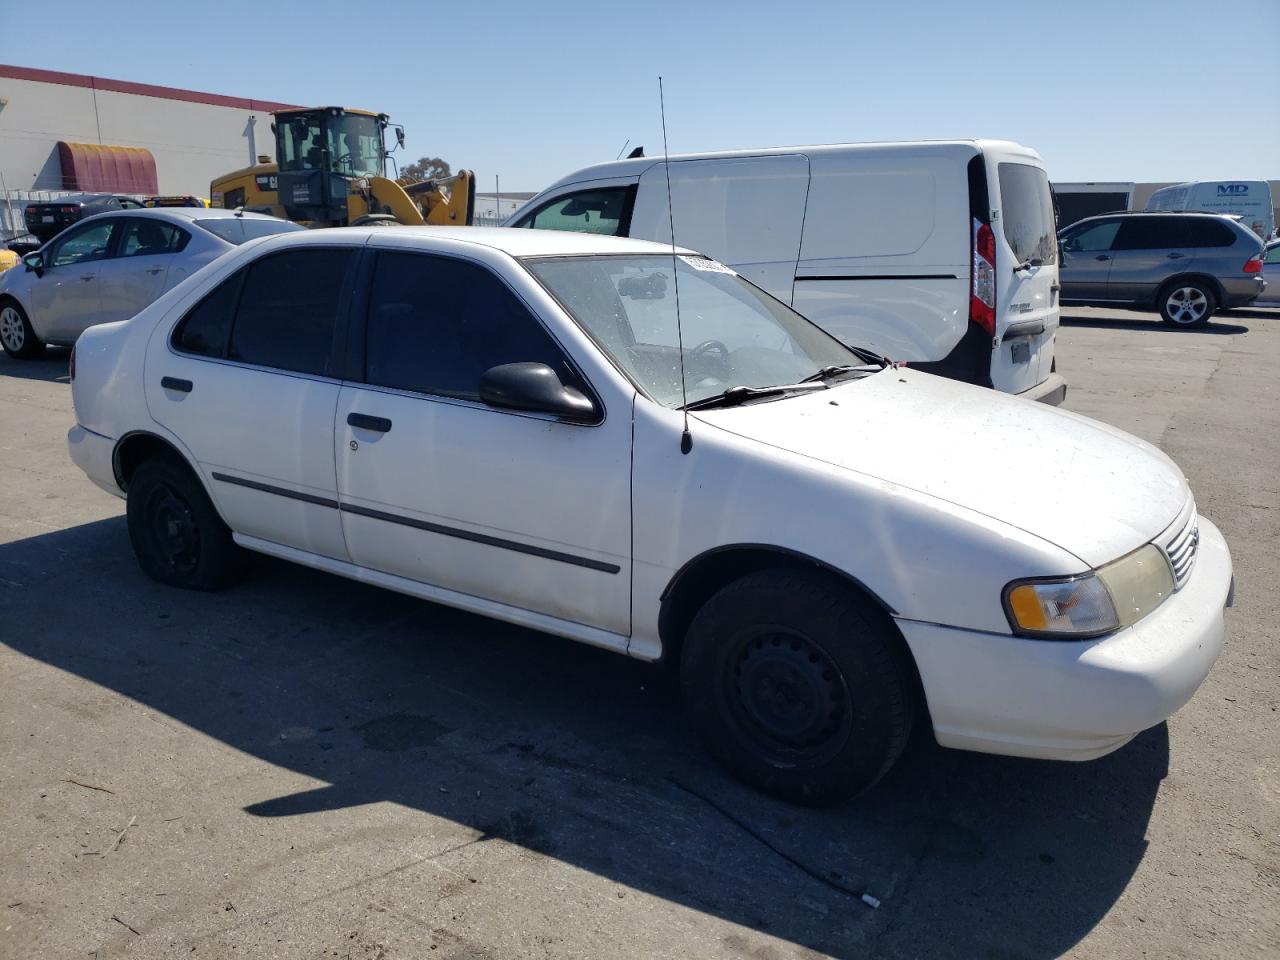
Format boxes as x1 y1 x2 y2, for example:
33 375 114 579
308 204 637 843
274 107 389 225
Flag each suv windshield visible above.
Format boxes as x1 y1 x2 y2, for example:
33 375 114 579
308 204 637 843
999 163 1057 265
526 254 863 408
194 218 305 245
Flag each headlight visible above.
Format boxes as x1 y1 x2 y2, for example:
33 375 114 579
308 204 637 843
1004 544 1174 639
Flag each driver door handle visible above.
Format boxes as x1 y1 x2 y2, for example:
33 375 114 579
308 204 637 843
1095 255 1111 261
146 266 164 275
347 412 392 433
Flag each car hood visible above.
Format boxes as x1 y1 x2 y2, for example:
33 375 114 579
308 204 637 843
694 368 1189 568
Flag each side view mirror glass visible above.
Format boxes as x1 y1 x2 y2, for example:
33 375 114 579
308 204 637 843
479 362 597 422
395 126 406 148
23 252 44 275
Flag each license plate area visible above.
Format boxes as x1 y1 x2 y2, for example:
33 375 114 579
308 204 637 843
1011 340 1031 365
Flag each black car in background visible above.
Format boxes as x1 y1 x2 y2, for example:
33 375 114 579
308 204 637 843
21 194 146 245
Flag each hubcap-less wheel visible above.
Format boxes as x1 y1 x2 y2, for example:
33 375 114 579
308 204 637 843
0 306 24 352
1165 286 1209 325
727 627 853 767
145 484 201 576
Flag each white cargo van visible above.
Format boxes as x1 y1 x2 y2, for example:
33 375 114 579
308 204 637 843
1145 181 1274 240
509 140 1065 403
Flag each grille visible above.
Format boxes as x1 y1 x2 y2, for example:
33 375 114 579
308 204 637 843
1162 510 1199 590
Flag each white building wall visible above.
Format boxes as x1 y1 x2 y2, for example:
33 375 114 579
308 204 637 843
0 72 287 196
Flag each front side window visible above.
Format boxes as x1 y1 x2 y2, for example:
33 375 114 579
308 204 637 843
526 255 859 408
118 219 189 257
998 163 1057 264
515 188 631 236
326 114 383 178
1062 220 1120 252
278 115 325 173
228 249 353 376
363 252 581 400
50 220 117 267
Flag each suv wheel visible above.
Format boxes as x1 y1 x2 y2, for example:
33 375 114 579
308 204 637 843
0 301 45 359
126 458 239 590
680 569 915 805
1159 281 1216 328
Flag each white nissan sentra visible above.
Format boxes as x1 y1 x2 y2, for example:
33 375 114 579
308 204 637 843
66 226 1232 804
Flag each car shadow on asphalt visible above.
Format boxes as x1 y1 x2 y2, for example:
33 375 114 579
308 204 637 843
1060 313 1249 334
0 348 71 383
1 517 1169 959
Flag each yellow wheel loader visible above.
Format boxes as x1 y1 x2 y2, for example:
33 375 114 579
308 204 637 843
210 107 474 228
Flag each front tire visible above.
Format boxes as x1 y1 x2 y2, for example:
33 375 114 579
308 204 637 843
0 300 45 359
680 569 915 805
126 459 238 590
1159 281 1216 327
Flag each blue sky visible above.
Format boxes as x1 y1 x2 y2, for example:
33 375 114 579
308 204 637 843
2 0 1276 192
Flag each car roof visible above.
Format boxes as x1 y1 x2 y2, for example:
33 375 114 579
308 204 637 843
89 207 287 224
1067 211 1243 226
276 225 699 258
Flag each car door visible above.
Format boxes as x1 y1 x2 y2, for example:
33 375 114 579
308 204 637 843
1058 218 1121 301
334 247 632 636
98 218 190 322
145 246 357 560
1106 217 1194 302
29 218 118 343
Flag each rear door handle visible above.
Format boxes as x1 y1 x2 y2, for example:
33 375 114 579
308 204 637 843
80 275 95 281
347 412 392 433
146 266 164 275
1095 255 1111 261
160 376 192 393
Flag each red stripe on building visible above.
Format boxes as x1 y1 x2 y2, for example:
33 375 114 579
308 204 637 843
0 63 300 112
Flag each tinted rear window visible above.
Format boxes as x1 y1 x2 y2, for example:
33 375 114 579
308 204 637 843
194 218 304 245
998 163 1057 265
1185 219 1236 248
1114 218 1195 250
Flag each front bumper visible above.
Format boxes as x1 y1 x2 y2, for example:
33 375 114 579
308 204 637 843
1016 371 1067 406
898 515 1231 761
67 424 123 499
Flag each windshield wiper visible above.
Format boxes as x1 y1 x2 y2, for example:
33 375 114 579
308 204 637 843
682 382 828 411
799 363 884 383
1013 257 1045 273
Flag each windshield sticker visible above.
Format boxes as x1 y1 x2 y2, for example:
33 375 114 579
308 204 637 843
679 256 737 275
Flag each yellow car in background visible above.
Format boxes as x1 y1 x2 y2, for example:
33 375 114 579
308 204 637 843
0 248 20 275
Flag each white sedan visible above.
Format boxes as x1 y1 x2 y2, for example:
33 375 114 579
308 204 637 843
0 207 301 359
66 226 1233 804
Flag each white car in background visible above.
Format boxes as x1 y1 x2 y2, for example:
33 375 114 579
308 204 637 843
67 226 1232 804
0 207 301 359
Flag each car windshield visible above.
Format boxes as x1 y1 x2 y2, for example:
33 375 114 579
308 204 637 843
525 254 864 408
194 218 305 245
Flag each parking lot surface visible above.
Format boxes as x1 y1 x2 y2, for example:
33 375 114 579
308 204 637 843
2 306 1278 960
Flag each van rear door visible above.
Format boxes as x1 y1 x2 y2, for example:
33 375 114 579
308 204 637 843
991 159 1059 397
628 155 809 302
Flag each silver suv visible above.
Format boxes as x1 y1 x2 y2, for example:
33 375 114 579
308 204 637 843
1058 212 1266 327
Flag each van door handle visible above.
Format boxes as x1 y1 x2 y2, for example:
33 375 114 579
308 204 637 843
160 376 192 393
347 412 392 433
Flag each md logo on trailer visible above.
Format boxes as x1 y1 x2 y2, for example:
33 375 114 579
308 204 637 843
1217 184 1250 196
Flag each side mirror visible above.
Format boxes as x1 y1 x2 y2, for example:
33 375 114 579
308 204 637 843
395 126 406 149
23 252 44 276
479 362 597 422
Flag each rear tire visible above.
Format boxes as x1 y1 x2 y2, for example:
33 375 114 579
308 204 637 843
126 459 238 590
0 300 45 359
1159 280 1216 327
680 569 915 805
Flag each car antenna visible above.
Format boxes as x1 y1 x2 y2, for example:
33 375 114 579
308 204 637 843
659 76 692 455
615 138 631 160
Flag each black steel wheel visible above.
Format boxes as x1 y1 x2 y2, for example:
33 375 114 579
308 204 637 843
681 568 915 805
127 458 238 590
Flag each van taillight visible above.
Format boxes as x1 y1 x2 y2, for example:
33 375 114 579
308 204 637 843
1243 255 1263 274
970 218 996 336
69 343 76 381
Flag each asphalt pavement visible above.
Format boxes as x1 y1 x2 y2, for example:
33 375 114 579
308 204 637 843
1 306 1277 959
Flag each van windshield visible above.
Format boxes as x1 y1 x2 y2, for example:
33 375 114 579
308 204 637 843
999 163 1057 265
525 254 862 408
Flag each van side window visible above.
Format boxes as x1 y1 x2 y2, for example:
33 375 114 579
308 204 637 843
227 249 353 376
362 252 584 401
514 188 633 236
1063 221 1120 252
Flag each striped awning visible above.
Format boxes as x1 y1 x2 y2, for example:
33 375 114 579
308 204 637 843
56 142 158 194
